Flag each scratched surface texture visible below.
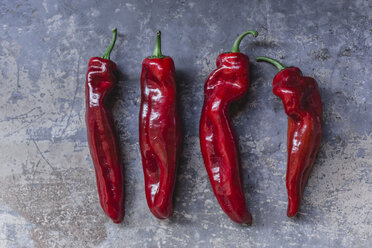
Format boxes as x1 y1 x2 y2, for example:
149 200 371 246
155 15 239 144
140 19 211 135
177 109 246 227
0 0 371 247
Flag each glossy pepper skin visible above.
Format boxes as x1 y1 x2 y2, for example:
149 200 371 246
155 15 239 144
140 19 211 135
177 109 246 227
256 56 322 217
199 31 258 224
86 29 124 223
139 31 181 219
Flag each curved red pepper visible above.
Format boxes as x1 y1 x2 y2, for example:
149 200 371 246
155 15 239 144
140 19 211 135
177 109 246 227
199 30 258 224
139 31 181 219
256 56 322 217
85 29 124 223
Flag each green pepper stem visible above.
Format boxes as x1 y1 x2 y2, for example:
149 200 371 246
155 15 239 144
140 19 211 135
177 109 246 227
152 30 163 58
102 28 117 60
231 30 258 53
255 56 286 71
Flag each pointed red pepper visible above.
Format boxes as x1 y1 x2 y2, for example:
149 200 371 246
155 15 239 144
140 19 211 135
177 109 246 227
256 56 322 217
85 29 124 223
139 31 182 219
199 30 258 224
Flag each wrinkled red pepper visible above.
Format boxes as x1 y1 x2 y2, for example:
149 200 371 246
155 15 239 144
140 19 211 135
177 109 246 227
199 30 258 224
256 56 322 217
85 29 124 223
139 31 181 219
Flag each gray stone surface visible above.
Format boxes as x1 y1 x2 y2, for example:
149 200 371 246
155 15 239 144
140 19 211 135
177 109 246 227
0 0 371 247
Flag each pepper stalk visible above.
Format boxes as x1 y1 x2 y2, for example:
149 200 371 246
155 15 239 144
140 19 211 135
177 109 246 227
256 56 287 71
102 28 117 60
230 30 258 53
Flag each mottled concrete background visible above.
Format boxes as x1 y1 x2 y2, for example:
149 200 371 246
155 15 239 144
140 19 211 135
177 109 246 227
0 0 371 247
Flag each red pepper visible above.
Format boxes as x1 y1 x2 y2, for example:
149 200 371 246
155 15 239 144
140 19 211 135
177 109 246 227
85 29 124 223
256 56 322 217
139 31 181 219
199 30 258 224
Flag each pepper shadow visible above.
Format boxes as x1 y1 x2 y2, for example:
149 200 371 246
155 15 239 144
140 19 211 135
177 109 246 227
169 69 198 225
230 62 261 114
292 79 331 218
107 68 134 224
250 40 280 50
228 62 262 219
